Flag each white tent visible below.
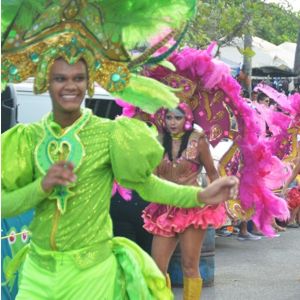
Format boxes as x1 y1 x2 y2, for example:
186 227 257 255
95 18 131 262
271 42 296 69
217 36 295 76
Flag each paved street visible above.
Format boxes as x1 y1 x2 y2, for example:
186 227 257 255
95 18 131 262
173 228 300 300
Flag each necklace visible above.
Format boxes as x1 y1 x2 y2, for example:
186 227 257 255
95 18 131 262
171 132 184 140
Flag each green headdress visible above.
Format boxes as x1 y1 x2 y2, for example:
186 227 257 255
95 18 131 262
1 0 196 113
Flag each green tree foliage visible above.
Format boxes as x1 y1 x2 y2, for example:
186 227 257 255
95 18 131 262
183 0 300 48
254 1 299 45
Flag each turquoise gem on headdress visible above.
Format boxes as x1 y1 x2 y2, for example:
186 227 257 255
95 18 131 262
9 65 18 75
95 61 101 70
111 73 121 82
71 37 77 44
30 53 39 63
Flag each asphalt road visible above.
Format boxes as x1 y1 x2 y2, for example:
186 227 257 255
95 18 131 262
173 228 300 300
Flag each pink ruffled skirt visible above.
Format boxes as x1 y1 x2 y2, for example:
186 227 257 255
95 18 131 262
142 203 226 237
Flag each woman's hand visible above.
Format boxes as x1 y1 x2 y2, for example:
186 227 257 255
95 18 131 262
197 176 239 206
42 161 77 193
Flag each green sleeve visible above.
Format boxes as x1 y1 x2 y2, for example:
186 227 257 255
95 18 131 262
110 117 205 208
2 177 49 218
133 174 205 208
1 124 49 218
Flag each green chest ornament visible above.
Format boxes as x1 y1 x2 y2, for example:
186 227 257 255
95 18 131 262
35 110 91 214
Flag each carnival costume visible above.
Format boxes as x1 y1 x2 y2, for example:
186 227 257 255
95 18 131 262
1 1 202 299
142 103 226 237
253 83 300 162
253 84 300 210
142 45 292 236
3 110 207 299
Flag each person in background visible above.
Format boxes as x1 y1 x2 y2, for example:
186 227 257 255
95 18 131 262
110 189 153 254
251 90 258 102
252 91 287 234
143 103 226 299
257 92 270 107
237 220 262 241
242 89 250 99
282 155 300 228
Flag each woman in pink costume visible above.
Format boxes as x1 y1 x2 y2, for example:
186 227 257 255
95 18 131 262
142 102 226 299
282 155 300 228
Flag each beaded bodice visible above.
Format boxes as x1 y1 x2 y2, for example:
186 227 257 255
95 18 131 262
157 131 202 186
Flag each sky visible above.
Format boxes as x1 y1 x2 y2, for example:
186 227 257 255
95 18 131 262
265 0 300 12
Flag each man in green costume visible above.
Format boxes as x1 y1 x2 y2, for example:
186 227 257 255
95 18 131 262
2 57 238 300
1 1 239 299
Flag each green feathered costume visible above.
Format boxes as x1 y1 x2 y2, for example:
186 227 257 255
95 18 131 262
1 1 201 299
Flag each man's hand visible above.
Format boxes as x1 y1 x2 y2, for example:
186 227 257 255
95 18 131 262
42 161 76 193
198 176 239 206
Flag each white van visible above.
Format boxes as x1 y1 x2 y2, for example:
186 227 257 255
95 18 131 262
12 78 118 124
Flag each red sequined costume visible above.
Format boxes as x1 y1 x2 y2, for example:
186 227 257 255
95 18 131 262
287 173 300 210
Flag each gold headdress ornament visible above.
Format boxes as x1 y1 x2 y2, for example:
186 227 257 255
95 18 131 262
2 0 196 112
162 73 198 109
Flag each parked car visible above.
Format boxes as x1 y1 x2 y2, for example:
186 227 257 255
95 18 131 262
1 84 18 133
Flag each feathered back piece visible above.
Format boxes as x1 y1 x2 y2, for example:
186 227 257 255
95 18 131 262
1 0 196 113
143 45 290 236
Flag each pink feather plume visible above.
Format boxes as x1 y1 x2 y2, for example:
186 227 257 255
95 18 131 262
112 181 132 201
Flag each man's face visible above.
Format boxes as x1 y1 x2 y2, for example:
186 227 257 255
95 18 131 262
49 59 88 115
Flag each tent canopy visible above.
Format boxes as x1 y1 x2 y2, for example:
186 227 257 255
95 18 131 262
217 37 296 76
